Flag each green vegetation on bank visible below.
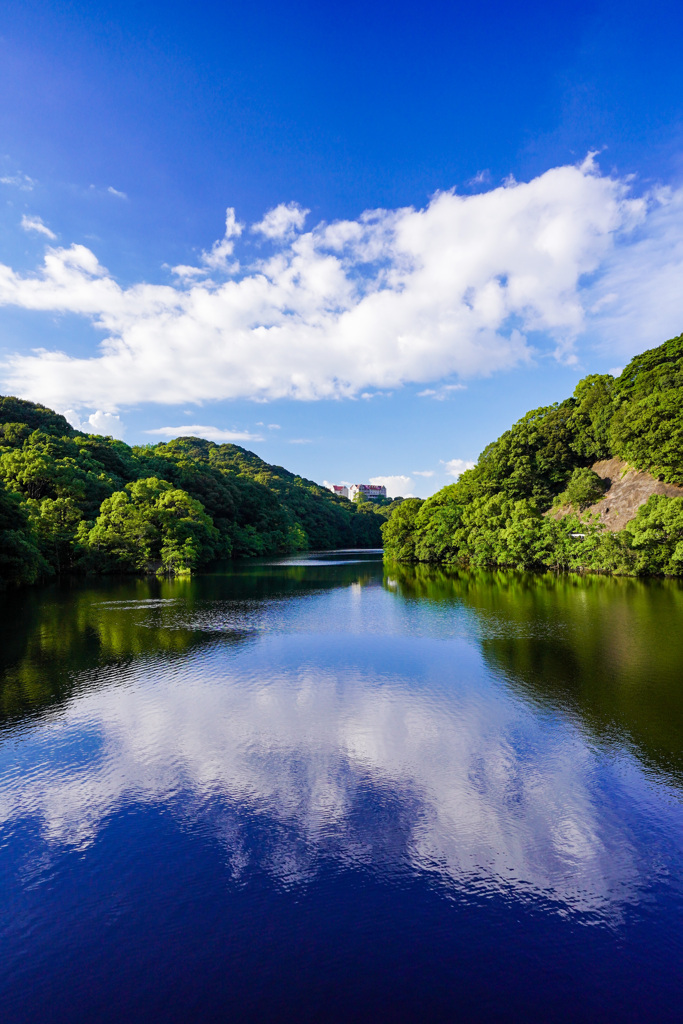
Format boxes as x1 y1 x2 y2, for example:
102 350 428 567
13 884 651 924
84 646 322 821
0 399 387 585
383 333 683 575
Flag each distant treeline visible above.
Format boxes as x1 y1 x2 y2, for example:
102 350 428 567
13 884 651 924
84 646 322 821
383 334 683 576
0 399 398 585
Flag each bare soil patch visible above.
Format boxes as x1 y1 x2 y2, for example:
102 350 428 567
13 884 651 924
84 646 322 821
557 458 683 532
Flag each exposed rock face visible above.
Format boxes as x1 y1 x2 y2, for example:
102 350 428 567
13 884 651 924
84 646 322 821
586 459 683 532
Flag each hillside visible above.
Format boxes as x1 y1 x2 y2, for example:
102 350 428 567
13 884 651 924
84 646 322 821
383 333 683 576
137 435 387 552
553 458 683 533
0 399 386 586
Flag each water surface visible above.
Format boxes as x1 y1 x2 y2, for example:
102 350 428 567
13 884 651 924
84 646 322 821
1 553 682 1022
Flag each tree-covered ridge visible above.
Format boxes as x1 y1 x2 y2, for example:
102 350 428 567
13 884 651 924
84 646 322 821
144 436 385 551
383 333 683 575
0 400 386 586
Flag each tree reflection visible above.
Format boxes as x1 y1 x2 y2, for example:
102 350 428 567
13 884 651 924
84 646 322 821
0 557 384 727
385 563 683 784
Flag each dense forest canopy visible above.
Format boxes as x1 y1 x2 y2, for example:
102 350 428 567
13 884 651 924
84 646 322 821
0 402 389 586
383 334 683 576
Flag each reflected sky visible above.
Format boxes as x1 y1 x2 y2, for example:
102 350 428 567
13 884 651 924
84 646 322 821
2 567 681 914
1 560 682 1022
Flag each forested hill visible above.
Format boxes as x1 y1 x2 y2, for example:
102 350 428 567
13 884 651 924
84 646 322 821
0 398 387 586
383 333 683 576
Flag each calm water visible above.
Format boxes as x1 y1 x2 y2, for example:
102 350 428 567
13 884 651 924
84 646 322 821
1 552 682 1022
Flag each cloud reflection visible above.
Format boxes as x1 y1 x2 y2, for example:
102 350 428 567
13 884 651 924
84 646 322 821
0 638 646 917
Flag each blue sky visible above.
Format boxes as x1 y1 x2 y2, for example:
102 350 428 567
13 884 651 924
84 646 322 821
1 0 683 497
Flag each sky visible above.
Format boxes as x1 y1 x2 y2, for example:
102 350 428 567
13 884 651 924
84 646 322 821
1 0 683 498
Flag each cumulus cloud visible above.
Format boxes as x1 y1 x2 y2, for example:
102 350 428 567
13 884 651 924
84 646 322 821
1 159 678 413
145 424 263 442
20 214 57 240
65 408 125 438
252 202 309 240
413 470 434 477
370 474 413 497
443 458 476 479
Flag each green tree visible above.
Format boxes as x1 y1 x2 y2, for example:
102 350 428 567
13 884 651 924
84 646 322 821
557 468 607 510
569 373 615 459
627 495 683 574
84 477 219 574
0 396 74 437
0 481 46 585
27 496 82 573
609 333 683 484
86 490 156 571
154 486 220 573
413 485 464 563
382 498 424 561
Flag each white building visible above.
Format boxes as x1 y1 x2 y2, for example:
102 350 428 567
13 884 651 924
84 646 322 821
327 483 387 501
328 484 349 498
348 483 386 501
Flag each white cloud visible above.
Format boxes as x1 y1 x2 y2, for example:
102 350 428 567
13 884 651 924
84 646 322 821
170 208 245 278
20 215 56 240
252 202 309 240
107 186 128 199
417 382 467 400
87 410 125 437
468 169 491 187
288 437 311 444
413 470 434 477
200 207 243 271
1 173 34 190
169 263 206 279
443 458 476 479
370 474 413 497
583 185 683 360
1 158 678 413
145 424 263 443
268 423 281 430
65 408 125 438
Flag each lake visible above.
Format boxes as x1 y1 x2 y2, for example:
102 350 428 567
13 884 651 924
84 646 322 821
1 551 682 1022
